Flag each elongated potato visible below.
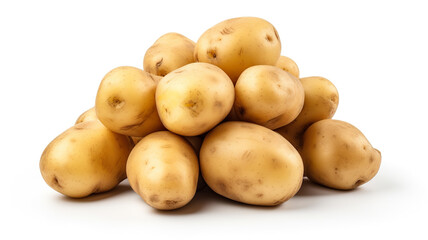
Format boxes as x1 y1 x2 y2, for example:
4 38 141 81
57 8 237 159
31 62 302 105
301 119 381 190
233 65 304 129
195 17 281 83
275 56 300 78
144 33 195 76
156 62 234 136
95 66 163 136
126 131 199 210
200 121 303 206
40 121 134 198
276 76 339 151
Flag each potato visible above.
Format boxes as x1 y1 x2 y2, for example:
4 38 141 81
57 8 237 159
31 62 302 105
276 76 339 151
233 65 305 129
156 62 234 136
194 17 281 83
126 131 199 210
95 66 164 136
275 56 300 78
200 121 303 206
301 119 381 190
75 107 97 124
40 121 134 198
144 33 195 77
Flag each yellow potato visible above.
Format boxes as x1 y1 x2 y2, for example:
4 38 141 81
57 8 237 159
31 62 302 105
301 119 381 190
275 56 300 78
200 121 303 206
75 107 97 124
126 131 199 210
40 121 134 198
144 32 195 77
276 76 339 151
233 65 305 129
95 66 164 136
156 62 234 136
194 17 281 83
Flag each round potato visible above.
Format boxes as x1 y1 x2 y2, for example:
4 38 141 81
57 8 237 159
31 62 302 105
126 131 199 210
275 56 300 78
200 121 303 206
144 32 195 77
95 66 163 136
156 62 234 136
40 121 134 198
233 65 305 129
75 107 97 124
194 17 281 83
301 119 381 190
276 76 339 151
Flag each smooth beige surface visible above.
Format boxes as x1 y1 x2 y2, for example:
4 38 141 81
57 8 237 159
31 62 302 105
156 62 234 136
275 56 300 78
126 131 199 210
233 65 304 129
144 32 195 76
200 121 303 206
301 119 381 190
75 107 97 124
276 76 339 151
95 66 164 136
39 121 134 198
194 17 281 83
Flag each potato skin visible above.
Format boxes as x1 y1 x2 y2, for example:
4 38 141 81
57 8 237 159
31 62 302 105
233 65 304 129
144 33 195 77
156 62 234 136
40 121 134 198
126 131 199 210
200 121 303 206
276 76 339 151
194 17 281 83
75 107 97 124
95 66 164 136
275 56 300 78
301 119 381 190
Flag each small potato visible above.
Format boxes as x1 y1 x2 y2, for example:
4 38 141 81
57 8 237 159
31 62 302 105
233 65 305 129
144 33 195 77
301 119 381 190
156 62 234 136
126 131 199 210
95 66 164 136
195 17 281 83
200 121 303 206
276 76 339 151
75 107 97 124
275 56 300 78
40 121 134 198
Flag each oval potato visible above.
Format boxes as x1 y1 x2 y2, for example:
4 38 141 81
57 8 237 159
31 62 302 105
301 119 381 190
194 17 281 83
126 131 199 210
40 121 134 198
200 121 303 206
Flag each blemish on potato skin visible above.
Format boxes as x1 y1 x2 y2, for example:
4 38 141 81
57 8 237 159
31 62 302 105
52 175 62 189
238 48 244 56
214 100 223 108
256 193 264 198
209 146 216 153
353 179 365 188
237 106 246 116
273 27 280 41
150 194 159 203
265 34 273 42
107 96 125 109
164 199 180 207
220 27 234 35
207 49 217 59
156 58 163 69
235 179 252 191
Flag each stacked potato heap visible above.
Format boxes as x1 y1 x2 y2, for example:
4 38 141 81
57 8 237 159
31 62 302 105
40 17 381 210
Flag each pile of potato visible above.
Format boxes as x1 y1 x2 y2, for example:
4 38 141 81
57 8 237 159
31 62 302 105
40 17 381 210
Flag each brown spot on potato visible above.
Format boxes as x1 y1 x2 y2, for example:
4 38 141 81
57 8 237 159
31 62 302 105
273 27 280 41
209 146 216 153
258 179 263 184
214 100 223 108
52 175 62 189
265 115 282 126
353 179 365 188
150 194 159 203
241 150 252 160
150 166 156 170
265 34 273 42
156 58 163 69
220 27 234 35
238 48 243 55
217 181 228 193
107 96 125 109
237 106 246 116
370 156 374 163
256 193 264 198
236 179 252 191
70 138 76 143
164 199 181 207
344 143 350 149
363 145 367 150
207 49 217 59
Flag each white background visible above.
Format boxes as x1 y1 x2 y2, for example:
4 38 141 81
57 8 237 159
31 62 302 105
1 0 427 239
